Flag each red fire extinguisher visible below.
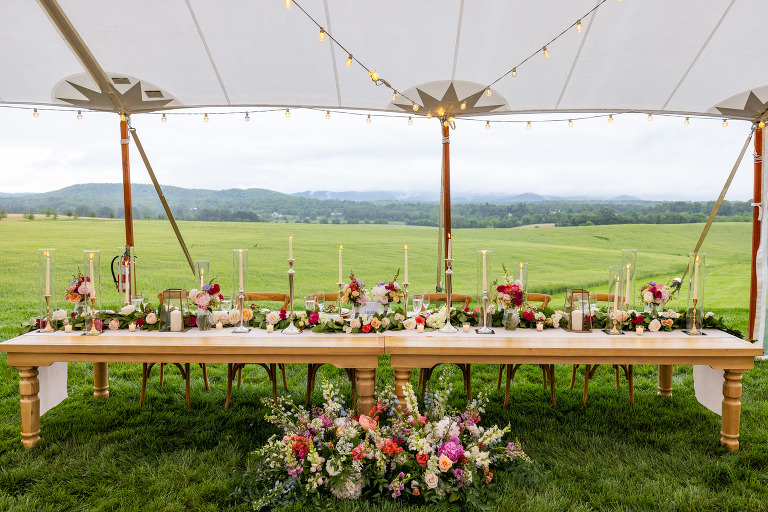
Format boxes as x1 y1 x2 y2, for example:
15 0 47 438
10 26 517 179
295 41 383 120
111 250 131 293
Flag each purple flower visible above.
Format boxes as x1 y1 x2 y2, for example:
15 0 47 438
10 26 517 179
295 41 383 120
438 441 465 462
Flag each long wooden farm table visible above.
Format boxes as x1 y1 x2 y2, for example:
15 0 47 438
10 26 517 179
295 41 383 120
386 329 763 451
1 329 384 449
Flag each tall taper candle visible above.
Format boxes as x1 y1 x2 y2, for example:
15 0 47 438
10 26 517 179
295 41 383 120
200 267 204 289
519 262 523 284
482 250 487 291
45 252 50 296
89 254 96 299
338 245 343 283
125 261 130 305
447 234 452 260
404 245 408 283
625 264 631 305
693 255 699 299
238 250 244 290
613 276 619 312
289 236 293 260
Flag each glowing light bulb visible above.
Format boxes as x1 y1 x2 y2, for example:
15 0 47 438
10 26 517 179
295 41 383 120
285 109 290 118
244 111 250 122
325 110 331 120
512 68 517 77
576 20 583 33
120 114 126 122
485 121 490 130
437 109 444 117
203 113 209 122
443 120 449 127
722 119 728 127
542 46 549 58
370 71 379 82
608 115 614 123
77 110 83 120
426 112 432 119
485 87 491 96
366 114 371 124
759 120 766 129
161 113 167 122
568 119 573 127
33 108 39 118
318 29 326 41
346 55 353 67
392 92 397 101
412 103 419 112
448 116 454 123
284 0 291 8
408 116 413 125
526 121 532 130
460 102 466 110
684 117 690 125
647 113 653 122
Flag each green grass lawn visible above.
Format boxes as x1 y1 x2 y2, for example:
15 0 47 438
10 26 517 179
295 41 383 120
1 219 766 510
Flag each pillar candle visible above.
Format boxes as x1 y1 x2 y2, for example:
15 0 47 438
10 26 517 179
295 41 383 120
338 246 343 283
64 324 73 333
238 250 244 291
571 309 583 331
404 245 408 283
693 257 699 299
636 325 643 336
128 322 136 332
89 256 96 299
417 323 425 333
482 251 487 291
216 321 223 330
45 253 51 296
462 323 470 332
170 310 182 332
536 322 544 332
266 323 274 333
289 236 293 260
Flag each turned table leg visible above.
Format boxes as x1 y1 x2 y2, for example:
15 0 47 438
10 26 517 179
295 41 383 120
93 362 109 398
720 369 746 452
657 365 673 397
18 367 41 449
394 368 412 415
356 368 376 416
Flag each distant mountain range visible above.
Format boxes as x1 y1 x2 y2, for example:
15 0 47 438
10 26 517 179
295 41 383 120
291 190 643 202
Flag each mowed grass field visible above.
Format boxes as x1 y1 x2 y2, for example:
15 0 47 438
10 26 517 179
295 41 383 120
1 218 766 511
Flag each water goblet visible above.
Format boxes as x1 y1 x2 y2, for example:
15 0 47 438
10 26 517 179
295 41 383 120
315 292 325 311
221 296 233 311
421 293 431 311
412 294 423 314
304 296 316 312
131 294 144 310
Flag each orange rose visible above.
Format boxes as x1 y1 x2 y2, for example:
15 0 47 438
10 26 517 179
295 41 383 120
438 455 453 472
241 309 253 321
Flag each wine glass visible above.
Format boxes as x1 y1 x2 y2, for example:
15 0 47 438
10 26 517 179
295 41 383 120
304 295 316 312
315 291 325 311
421 293 431 311
221 296 232 312
412 294 423 314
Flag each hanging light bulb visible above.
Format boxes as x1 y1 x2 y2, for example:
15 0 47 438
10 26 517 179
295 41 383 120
370 71 379 82
244 111 250 122
526 121 532 130
325 110 331 120
608 115 614 123
485 87 491 96
161 113 167 122
647 113 653 122
684 117 690 126
568 119 573 127
437 109 444 117
285 108 290 118
412 103 419 112
460 102 467 110
408 116 413 125
542 46 549 58
759 120 766 129
203 113 209 122
346 54 353 67
485 121 490 130
426 111 432 119
722 119 728 127
512 68 517 77
448 116 454 123
366 114 371 124
284 0 292 8
77 110 83 120
576 20 583 33
120 113 126 122
443 119 449 127
33 108 39 118
318 29 326 41
392 91 397 102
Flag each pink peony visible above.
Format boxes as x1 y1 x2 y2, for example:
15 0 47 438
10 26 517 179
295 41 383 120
438 441 465 462
195 293 211 310
308 311 320 325
358 415 377 431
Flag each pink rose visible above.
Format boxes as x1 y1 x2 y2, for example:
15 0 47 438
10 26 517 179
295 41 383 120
108 319 120 330
358 415 378 431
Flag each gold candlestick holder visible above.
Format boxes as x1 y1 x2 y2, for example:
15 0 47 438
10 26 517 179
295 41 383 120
606 309 624 335
337 282 344 317
42 295 54 332
283 259 300 334
687 298 701 335
439 259 458 333
86 297 100 336
402 282 409 314
233 289 249 333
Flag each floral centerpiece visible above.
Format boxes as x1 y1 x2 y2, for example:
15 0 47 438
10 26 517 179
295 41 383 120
65 270 93 313
234 374 530 510
370 269 405 313
639 280 671 317
494 264 526 330
189 282 223 330
340 272 369 315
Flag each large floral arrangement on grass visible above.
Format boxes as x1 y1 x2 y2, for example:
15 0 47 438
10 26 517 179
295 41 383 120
370 269 405 307
188 282 222 312
234 374 531 510
494 263 525 310
340 272 369 307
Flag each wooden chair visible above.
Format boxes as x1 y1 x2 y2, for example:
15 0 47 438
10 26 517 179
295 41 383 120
496 293 555 408
416 293 474 401
226 292 291 408
568 293 634 405
139 290 209 407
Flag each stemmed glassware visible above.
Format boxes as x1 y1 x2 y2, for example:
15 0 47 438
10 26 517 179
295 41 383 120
422 293 431 312
412 294 423 314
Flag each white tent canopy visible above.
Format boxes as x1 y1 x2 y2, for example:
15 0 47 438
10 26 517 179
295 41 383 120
1 0 767 121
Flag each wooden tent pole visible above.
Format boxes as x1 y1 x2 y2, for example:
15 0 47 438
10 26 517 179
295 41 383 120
442 121 451 273
749 126 763 339
120 115 135 295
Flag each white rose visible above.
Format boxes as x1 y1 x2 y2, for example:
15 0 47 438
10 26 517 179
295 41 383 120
381 317 390 328
108 318 120 330
643 291 654 303
119 304 135 316
395 313 405 322
229 310 241 323
425 473 439 489
266 311 281 325
350 319 362 329
404 318 417 330
217 312 230 324
188 289 198 300
145 312 158 325
648 319 661 332
343 325 353 334
705 311 714 319
53 309 67 321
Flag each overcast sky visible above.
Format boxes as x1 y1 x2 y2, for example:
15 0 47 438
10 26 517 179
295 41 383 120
0 106 758 201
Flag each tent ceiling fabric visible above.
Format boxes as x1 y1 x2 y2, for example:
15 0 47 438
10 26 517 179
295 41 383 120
1 0 766 120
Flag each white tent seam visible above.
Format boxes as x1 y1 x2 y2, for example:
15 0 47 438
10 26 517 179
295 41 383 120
450 0 465 82
555 0 601 110
322 0 342 107
184 0 231 106
661 0 736 111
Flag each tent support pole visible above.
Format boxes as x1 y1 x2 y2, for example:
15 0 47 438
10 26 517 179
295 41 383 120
442 122 451 275
120 116 135 295
749 126 763 339
129 127 195 275
436 128 444 292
